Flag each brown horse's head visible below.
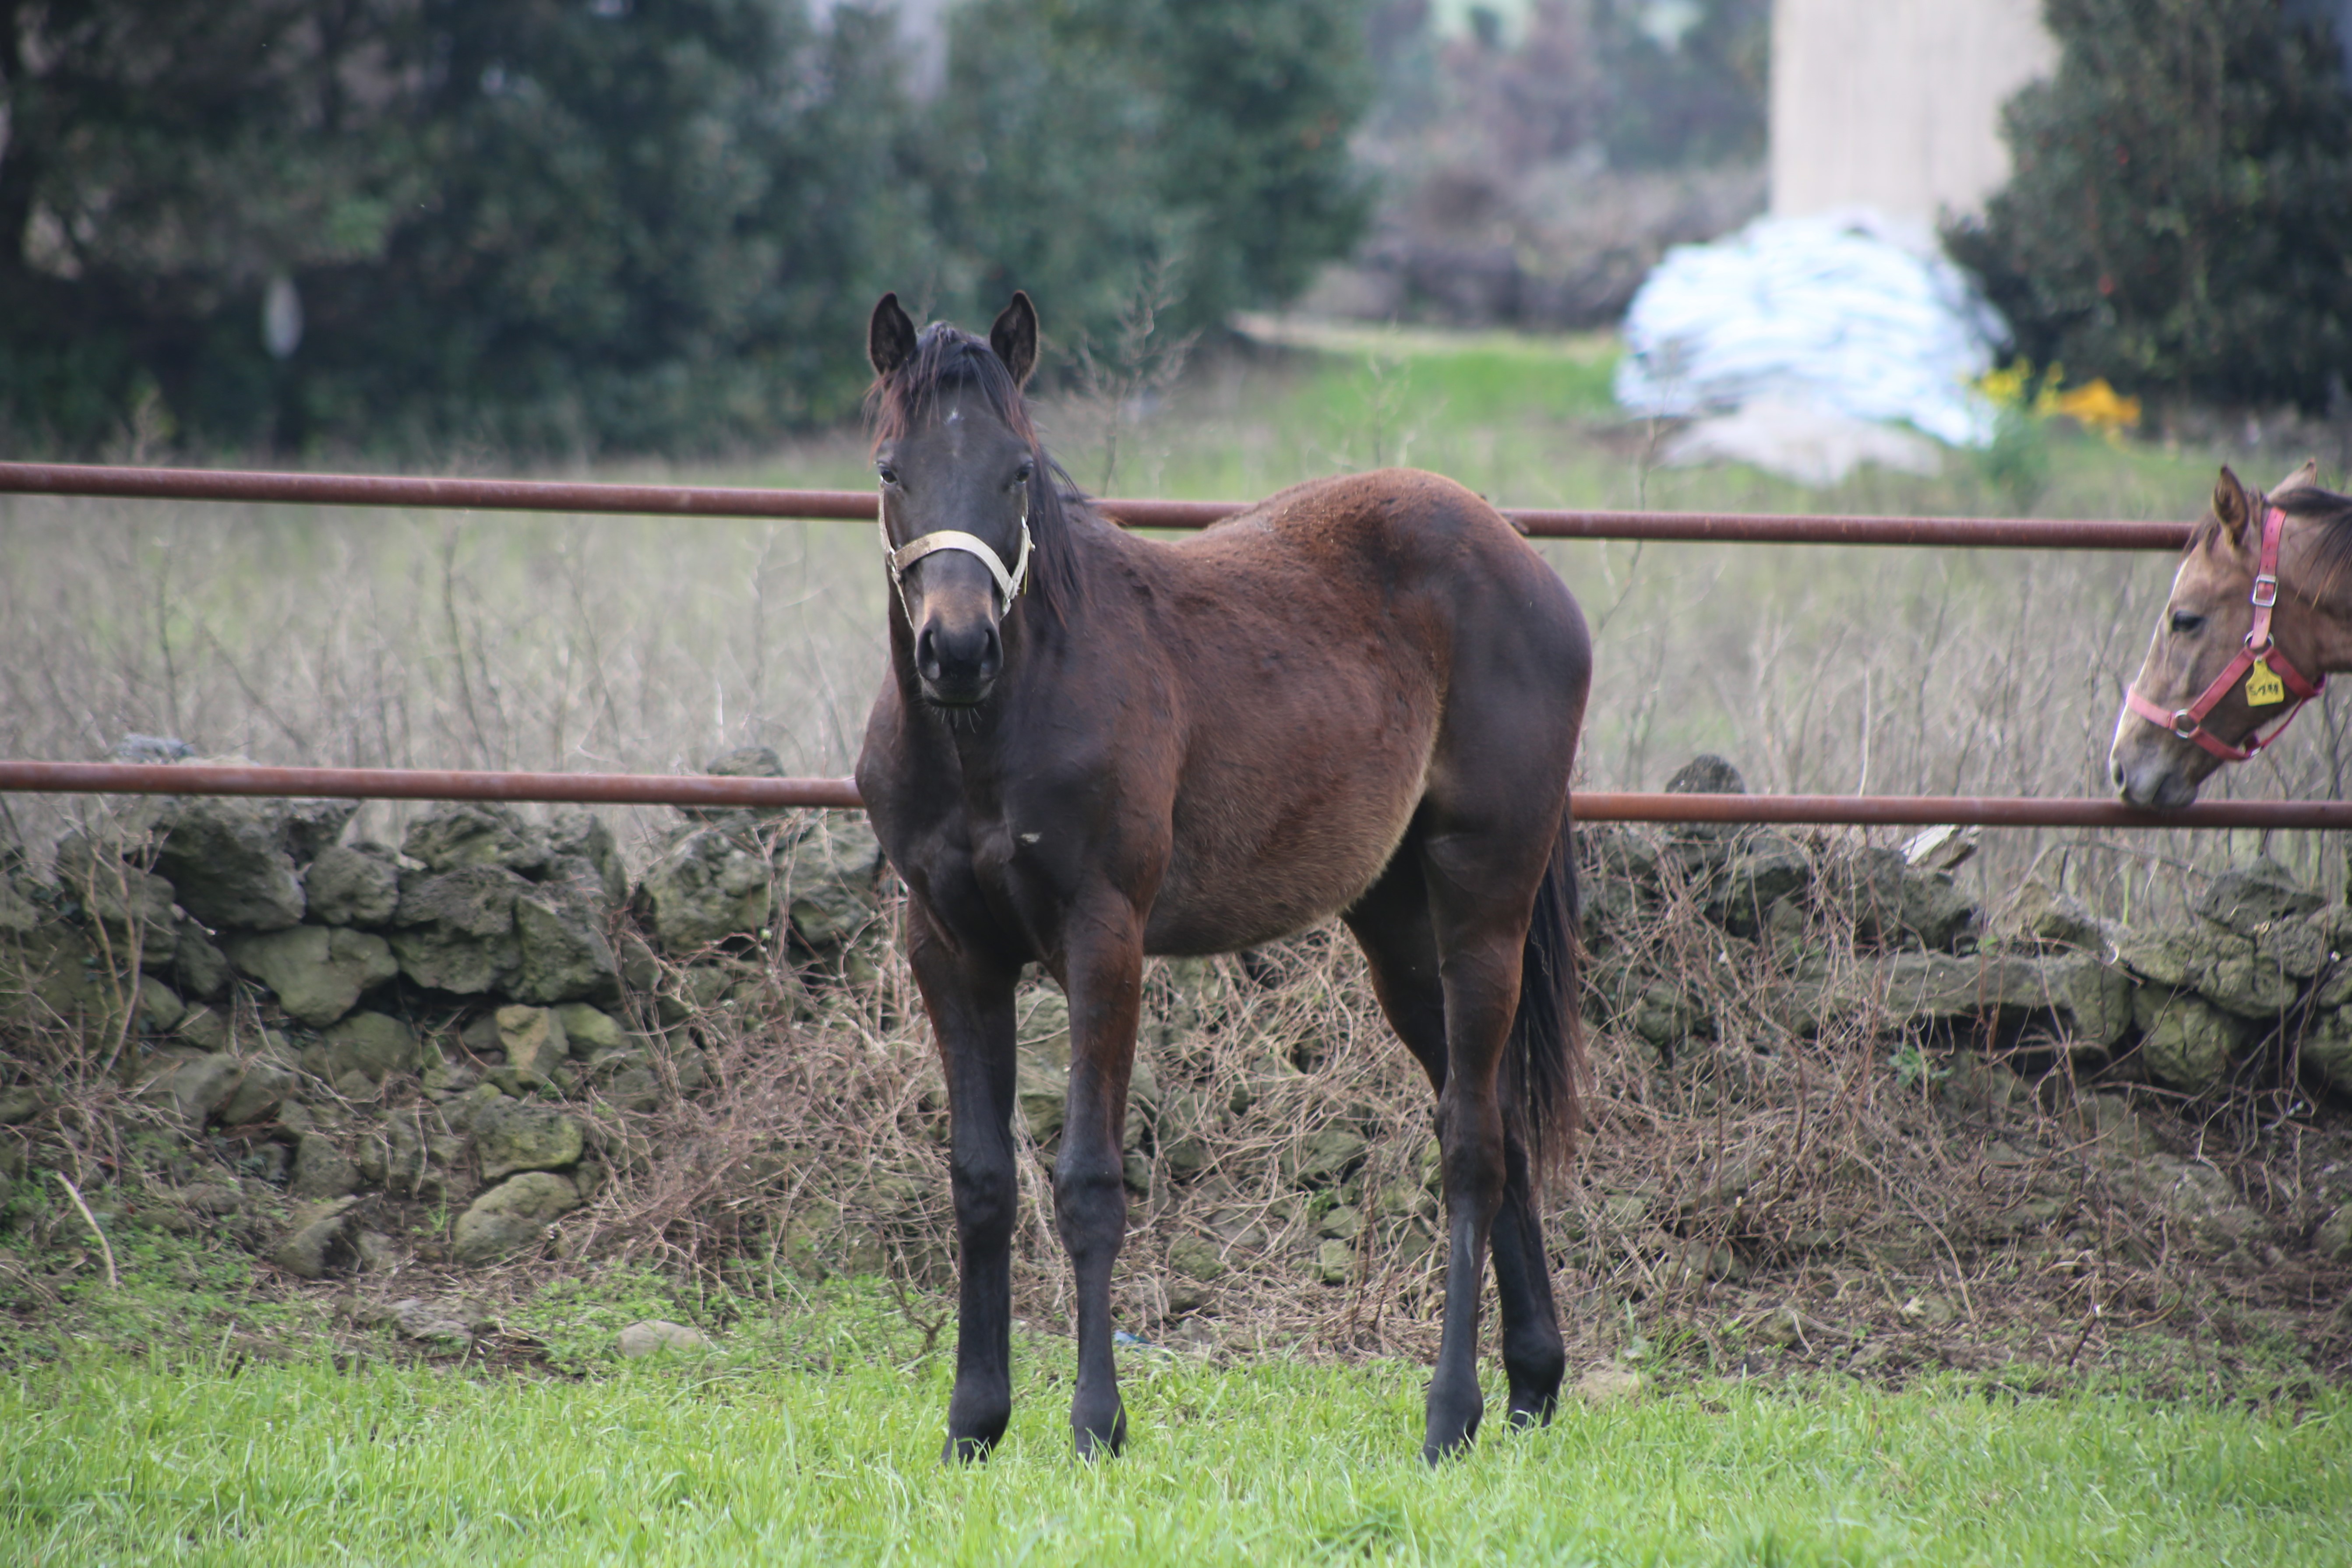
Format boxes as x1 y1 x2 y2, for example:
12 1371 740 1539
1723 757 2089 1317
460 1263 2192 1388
2109 461 2345 806
866 291 1065 708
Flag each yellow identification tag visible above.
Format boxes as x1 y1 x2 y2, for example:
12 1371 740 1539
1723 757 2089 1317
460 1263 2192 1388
2244 659 2287 706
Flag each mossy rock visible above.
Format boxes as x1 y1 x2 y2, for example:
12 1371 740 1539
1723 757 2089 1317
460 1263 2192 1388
778 811 887 949
634 829 772 954
2115 924 2298 1020
226 926 398 1027
2297 1006 2352 1096
321 1011 419 1083
402 803 551 875
303 844 402 927
1714 835 1811 938
472 1095 585 1182
512 883 620 1005
151 796 314 931
2194 858 2322 938
451 1171 580 1265
494 1004 569 1088
1288 1127 1368 1188
554 1003 628 1056
2133 988 2250 1093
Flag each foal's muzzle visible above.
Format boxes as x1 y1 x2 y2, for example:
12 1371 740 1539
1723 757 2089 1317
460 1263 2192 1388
2109 745 2201 810
916 615 1002 705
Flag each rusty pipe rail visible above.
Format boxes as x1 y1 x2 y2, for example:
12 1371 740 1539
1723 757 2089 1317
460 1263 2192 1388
0 761 863 810
0 461 2195 550
1 761 2338 829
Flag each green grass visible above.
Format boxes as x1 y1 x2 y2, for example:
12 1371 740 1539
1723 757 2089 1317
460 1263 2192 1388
2 1261 2345 1568
9 1240 2341 1564
4 1335 2343 1566
700 323 2222 521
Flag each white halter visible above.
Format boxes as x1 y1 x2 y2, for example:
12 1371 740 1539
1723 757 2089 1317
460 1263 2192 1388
879 504 1033 615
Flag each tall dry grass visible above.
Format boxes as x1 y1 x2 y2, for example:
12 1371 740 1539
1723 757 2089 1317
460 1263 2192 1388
4 370 2346 920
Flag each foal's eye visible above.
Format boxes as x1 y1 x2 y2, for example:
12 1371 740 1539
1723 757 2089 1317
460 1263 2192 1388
1012 459 1034 487
876 462 899 486
2169 610 2206 635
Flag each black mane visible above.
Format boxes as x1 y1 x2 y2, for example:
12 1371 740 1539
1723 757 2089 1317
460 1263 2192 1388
865 322 1093 623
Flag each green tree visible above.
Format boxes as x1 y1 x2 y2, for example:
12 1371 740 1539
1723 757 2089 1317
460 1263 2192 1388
921 0 1375 354
0 0 923 455
1592 0 1770 170
0 0 427 450
1946 0 2352 411
0 0 1380 455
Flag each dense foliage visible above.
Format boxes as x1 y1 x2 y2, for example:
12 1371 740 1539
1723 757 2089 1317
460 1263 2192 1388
1587 0 1769 170
1361 0 1768 176
0 0 1373 457
1946 0 2352 411
924 0 1373 349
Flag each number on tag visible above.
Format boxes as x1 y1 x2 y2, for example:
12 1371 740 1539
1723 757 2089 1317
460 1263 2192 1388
2244 659 2287 707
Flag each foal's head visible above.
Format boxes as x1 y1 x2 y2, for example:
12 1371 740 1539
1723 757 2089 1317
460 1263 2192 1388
867 291 1058 708
2109 462 2350 806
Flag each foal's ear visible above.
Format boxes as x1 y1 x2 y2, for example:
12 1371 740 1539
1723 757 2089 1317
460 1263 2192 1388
2271 457 2320 498
869 292 918 378
2212 465 2255 546
989 291 1039 387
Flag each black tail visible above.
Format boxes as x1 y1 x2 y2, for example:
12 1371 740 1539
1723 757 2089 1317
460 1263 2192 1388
1502 793 1584 1186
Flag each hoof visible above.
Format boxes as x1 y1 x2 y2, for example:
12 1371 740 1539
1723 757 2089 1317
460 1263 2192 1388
1506 1394 1558 1431
1423 1379 1484 1463
942 1431 998 1465
1072 1406 1128 1461
1421 1413 1481 1465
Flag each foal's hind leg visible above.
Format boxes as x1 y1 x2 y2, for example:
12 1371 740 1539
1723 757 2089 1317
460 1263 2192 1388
1488 1130 1565 1428
907 904 1022 1463
1346 844 1565 1452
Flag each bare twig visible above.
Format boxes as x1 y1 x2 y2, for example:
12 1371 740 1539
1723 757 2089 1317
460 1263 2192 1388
54 1172 119 1290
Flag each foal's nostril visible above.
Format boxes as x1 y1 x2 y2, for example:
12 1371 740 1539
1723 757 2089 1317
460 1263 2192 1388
916 617 1001 698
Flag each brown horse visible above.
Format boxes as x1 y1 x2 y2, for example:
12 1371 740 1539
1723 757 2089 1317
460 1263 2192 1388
2112 462 2352 807
852 292 1592 1464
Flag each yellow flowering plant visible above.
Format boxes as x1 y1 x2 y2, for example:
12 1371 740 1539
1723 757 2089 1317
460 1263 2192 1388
1975 360 2141 444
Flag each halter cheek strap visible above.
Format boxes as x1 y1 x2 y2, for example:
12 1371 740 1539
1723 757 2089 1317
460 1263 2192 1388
878 509 1033 615
2124 503 2326 763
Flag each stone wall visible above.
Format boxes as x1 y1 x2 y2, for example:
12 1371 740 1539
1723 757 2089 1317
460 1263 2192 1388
1580 757 2352 1105
3 747 2348 1293
0 747 889 1274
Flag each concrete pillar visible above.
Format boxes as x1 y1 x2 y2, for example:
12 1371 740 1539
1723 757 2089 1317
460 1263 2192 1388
1770 0 2057 226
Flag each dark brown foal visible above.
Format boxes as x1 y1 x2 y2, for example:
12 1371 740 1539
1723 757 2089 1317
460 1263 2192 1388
853 292 1592 1463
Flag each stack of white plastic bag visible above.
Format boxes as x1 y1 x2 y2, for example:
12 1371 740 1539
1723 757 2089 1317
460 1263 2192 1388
1613 209 2012 486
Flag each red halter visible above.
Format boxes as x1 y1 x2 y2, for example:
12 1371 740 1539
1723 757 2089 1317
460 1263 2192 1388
2123 504 2325 763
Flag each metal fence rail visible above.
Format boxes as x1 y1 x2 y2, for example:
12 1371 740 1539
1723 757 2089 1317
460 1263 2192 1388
1 762 2340 831
3 459 2295 829
0 460 2195 550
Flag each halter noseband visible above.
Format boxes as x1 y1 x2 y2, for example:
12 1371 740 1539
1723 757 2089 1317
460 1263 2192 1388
878 507 1033 618
2123 503 2325 763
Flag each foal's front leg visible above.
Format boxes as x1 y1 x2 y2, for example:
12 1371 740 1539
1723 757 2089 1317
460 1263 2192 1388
1053 905 1147 1458
907 907 1021 1463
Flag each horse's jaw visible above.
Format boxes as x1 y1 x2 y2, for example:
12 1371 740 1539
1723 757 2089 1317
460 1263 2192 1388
912 674 1012 740
2116 768 2203 810
919 676 997 710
